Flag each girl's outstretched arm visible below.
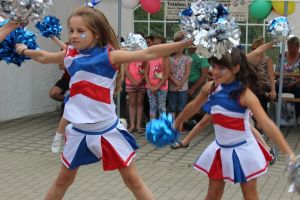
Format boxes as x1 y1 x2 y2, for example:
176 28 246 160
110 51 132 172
51 36 68 50
0 21 18 42
247 41 273 64
240 88 295 159
181 114 212 146
15 43 65 64
110 40 193 65
174 81 213 130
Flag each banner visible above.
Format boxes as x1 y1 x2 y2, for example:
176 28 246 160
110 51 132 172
165 0 194 20
229 0 249 21
165 0 248 22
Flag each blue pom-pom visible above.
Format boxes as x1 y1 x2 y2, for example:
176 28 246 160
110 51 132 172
0 27 39 66
146 113 179 148
35 15 62 38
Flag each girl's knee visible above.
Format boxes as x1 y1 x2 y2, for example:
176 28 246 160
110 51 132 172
55 168 77 187
123 174 143 190
206 188 224 200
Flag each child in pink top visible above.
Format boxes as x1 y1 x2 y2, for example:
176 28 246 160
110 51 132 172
145 36 170 119
125 61 146 133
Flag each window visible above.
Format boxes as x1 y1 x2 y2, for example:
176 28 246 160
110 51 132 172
134 2 280 64
133 2 179 41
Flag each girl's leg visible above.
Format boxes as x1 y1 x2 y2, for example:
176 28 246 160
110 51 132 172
136 91 145 130
119 162 154 200
168 91 177 118
147 89 158 119
128 92 137 131
157 90 168 116
204 179 225 200
45 165 78 200
240 178 259 200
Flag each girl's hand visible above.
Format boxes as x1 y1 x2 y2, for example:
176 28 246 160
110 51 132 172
188 87 195 97
289 153 297 164
268 90 276 100
173 120 182 132
10 19 28 27
131 80 139 86
152 86 159 92
18 20 28 27
15 43 28 55
175 80 181 87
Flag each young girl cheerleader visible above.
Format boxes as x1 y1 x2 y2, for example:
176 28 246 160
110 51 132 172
15 6 192 200
174 47 295 200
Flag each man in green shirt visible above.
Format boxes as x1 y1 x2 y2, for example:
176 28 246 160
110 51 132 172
187 46 209 99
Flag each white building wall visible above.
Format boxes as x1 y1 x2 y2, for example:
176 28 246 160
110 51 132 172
0 1 133 121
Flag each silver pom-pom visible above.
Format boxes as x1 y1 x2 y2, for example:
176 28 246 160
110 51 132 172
190 0 220 24
180 0 238 59
121 33 147 51
0 0 53 22
180 0 241 59
267 17 291 43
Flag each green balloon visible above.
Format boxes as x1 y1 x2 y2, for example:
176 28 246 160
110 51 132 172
250 0 272 20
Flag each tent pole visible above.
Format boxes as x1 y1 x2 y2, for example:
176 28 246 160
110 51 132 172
275 0 288 127
117 0 122 117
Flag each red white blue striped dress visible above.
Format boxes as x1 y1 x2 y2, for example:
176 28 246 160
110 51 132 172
194 81 272 183
61 45 138 171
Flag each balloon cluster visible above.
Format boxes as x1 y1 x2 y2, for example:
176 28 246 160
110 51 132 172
0 0 53 22
250 0 296 20
288 155 300 193
267 17 291 43
180 0 240 59
35 15 62 38
0 27 39 66
122 0 161 14
146 113 179 148
121 33 147 51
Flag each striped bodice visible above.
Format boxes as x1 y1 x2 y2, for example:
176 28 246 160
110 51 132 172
63 45 118 123
205 81 255 145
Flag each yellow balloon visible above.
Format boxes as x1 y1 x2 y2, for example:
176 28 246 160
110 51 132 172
272 1 296 15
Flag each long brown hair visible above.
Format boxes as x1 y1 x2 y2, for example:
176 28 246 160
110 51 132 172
208 48 262 100
68 6 123 94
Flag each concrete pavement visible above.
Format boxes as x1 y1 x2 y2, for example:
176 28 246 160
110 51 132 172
1 111 300 200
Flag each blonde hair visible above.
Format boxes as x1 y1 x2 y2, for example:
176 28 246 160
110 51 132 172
68 6 123 94
251 38 264 50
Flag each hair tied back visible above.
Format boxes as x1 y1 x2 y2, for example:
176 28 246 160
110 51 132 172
84 0 101 8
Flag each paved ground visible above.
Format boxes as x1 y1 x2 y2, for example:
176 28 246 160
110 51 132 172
1 111 300 200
